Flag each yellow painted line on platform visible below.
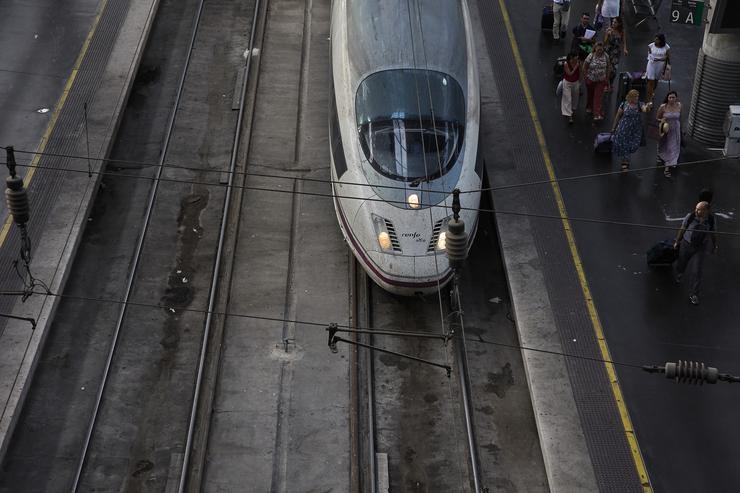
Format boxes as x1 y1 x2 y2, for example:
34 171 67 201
0 0 109 249
497 0 652 490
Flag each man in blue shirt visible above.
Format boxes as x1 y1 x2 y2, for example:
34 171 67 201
571 12 596 59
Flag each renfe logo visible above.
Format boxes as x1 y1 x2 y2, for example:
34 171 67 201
401 232 425 242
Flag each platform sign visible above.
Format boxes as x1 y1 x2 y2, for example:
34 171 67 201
670 0 705 26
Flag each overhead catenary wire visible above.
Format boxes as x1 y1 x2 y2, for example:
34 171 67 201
1 145 738 198
2 158 739 238
1 287 710 373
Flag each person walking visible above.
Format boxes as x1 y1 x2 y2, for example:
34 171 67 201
572 12 596 59
673 201 717 305
583 42 611 121
645 33 670 102
611 89 652 170
561 52 581 123
656 90 682 177
596 0 621 22
603 17 628 87
553 0 571 41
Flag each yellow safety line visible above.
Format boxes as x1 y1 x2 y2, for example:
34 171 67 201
0 0 110 248
497 0 651 490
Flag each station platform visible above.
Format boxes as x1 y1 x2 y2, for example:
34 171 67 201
476 0 740 491
0 0 159 460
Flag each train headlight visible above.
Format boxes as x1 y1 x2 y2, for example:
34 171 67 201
437 231 447 250
378 232 392 250
430 216 453 252
408 193 420 209
372 214 395 252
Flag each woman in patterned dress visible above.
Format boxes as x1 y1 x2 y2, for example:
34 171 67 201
583 42 611 121
611 89 652 170
657 91 682 177
603 17 628 87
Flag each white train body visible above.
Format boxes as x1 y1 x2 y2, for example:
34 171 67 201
329 0 481 295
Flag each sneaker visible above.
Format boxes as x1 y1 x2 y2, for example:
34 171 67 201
594 115 604 121
689 295 699 305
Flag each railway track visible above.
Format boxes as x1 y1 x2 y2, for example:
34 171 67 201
2 0 549 491
2 0 261 490
71 0 263 490
349 259 483 492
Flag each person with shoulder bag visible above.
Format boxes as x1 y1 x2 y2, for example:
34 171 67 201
645 33 670 102
672 201 717 305
583 41 611 121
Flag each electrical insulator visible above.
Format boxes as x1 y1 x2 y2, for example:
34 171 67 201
665 360 718 385
5 146 29 225
6 177 29 225
445 218 467 264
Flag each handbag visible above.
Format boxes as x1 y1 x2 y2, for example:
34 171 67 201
556 79 564 97
661 63 672 81
561 0 571 12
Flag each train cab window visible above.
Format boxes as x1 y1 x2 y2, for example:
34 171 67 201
355 69 465 183
329 93 348 178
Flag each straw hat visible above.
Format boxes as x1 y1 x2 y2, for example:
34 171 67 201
659 119 670 138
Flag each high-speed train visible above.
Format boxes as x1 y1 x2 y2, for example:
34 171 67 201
329 0 481 295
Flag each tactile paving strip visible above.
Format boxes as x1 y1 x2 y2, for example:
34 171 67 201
0 0 131 334
477 1 643 491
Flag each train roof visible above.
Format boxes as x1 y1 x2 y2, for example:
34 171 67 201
346 0 468 88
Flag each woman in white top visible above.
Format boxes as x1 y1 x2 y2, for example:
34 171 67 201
596 0 621 20
645 33 670 102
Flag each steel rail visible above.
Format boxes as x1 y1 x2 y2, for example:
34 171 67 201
176 0 264 489
363 270 377 493
451 274 483 492
70 0 208 489
348 258 377 493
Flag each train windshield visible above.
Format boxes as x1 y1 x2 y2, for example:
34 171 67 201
355 69 465 183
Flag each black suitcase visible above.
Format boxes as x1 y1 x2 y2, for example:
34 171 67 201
541 5 554 31
646 240 676 267
630 73 648 101
616 72 647 105
553 56 566 79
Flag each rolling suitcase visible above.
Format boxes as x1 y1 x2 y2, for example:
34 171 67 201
646 240 676 267
616 72 647 105
630 72 648 101
594 132 613 153
541 5 554 31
